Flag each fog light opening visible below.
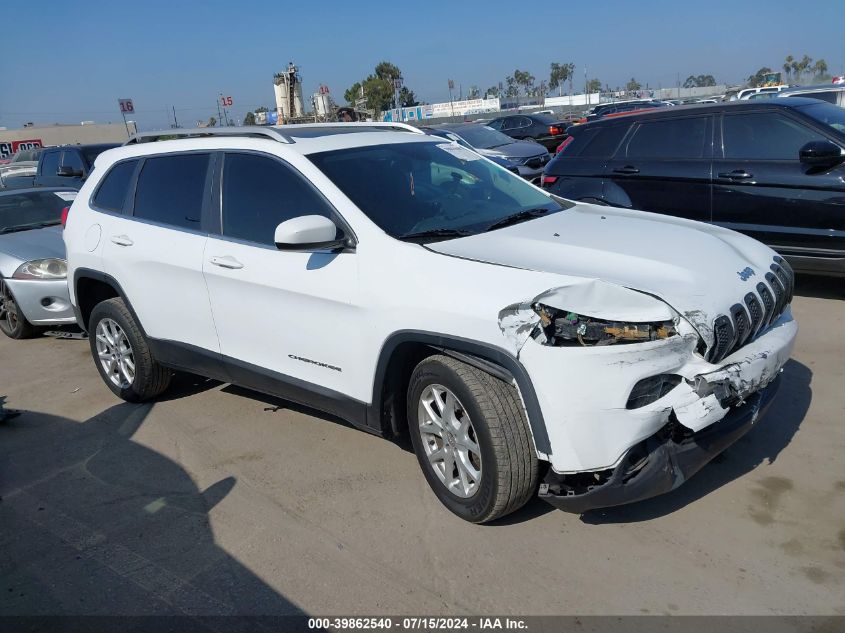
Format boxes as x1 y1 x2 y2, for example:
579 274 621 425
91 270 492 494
626 374 682 409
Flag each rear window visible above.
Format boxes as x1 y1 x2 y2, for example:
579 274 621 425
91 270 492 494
531 114 558 124
559 125 628 158
133 154 209 229
93 160 138 212
625 117 708 159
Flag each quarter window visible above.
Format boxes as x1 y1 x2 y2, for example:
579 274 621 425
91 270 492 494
133 154 209 229
93 160 138 212
723 113 825 160
626 117 708 159
221 153 335 245
40 151 60 177
62 150 85 172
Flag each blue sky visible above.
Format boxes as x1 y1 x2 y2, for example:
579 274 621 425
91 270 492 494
1 0 842 130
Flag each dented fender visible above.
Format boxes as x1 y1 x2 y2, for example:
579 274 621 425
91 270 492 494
497 279 676 355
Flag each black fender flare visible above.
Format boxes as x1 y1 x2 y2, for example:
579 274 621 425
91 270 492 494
72 268 147 336
368 330 552 456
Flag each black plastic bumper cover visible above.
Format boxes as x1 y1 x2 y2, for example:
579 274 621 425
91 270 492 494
539 375 782 514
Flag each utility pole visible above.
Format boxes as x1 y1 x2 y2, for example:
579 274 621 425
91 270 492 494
216 97 223 127
584 65 588 106
172 106 179 128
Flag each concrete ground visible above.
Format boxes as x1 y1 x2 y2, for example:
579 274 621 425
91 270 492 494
1 277 843 617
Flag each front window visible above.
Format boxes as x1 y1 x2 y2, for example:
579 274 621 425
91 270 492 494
0 190 73 234
308 141 567 240
799 101 845 134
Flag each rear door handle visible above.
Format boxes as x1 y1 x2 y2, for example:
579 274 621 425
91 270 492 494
110 235 133 247
612 165 640 175
718 170 753 180
209 255 244 270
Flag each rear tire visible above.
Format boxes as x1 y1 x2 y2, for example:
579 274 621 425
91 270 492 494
0 278 39 339
88 297 171 402
407 355 539 523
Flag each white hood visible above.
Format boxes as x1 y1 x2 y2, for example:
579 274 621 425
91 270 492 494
426 203 780 347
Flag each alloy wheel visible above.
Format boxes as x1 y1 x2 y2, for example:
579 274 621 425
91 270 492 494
95 318 135 388
0 279 18 331
417 384 483 498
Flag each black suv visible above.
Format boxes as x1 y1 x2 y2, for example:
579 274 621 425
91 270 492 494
542 98 845 276
1 144 118 190
486 113 569 151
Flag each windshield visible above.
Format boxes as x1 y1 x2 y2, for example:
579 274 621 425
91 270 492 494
449 125 515 149
308 141 567 240
799 102 845 134
0 190 74 233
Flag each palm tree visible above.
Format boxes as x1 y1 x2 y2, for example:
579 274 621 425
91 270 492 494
783 55 794 82
812 59 828 81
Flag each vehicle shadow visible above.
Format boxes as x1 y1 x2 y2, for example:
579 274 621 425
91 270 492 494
794 274 844 300
0 400 303 619
580 358 812 525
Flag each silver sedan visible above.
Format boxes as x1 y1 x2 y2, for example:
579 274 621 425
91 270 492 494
0 188 77 339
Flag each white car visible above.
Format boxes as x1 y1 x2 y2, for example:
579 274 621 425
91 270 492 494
64 124 797 523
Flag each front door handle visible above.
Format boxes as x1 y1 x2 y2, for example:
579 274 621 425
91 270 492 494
209 255 244 270
613 165 640 175
718 170 754 180
110 235 133 247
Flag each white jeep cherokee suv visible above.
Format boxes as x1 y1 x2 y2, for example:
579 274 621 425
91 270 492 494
64 124 797 523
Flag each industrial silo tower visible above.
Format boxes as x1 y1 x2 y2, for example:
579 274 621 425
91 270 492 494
273 62 305 124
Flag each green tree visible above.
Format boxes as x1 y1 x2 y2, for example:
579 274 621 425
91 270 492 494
783 55 794 82
485 85 499 98
512 69 536 96
549 62 575 96
504 75 519 99
795 55 812 83
625 77 642 92
467 85 480 99
207 116 217 127
343 61 417 113
683 74 717 88
812 59 829 80
586 78 602 93
256 106 269 113
243 111 256 126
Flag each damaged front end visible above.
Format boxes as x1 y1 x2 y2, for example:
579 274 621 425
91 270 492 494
497 278 797 514
539 376 781 514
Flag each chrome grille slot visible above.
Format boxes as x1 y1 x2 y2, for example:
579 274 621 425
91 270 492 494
709 315 735 363
730 303 752 348
766 272 786 321
744 292 764 336
757 282 774 324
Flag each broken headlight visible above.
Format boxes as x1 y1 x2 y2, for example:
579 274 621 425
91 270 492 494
533 304 677 347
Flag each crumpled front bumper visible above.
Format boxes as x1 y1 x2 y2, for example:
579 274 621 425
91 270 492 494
539 374 781 514
3 277 76 325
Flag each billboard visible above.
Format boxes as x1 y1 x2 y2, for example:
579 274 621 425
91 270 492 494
0 138 43 159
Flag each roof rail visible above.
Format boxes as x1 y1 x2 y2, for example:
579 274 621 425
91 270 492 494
282 121 425 134
124 126 294 145
124 122 424 146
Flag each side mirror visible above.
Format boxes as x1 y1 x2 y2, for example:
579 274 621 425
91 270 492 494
799 140 844 167
274 215 350 251
57 166 83 177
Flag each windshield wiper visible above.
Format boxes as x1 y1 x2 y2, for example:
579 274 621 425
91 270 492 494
0 221 60 234
398 228 473 242
485 208 549 232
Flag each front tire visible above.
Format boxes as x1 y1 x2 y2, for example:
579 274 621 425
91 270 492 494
88 297 171 402
0 278 39 339
407 355 539 523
